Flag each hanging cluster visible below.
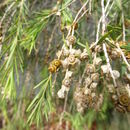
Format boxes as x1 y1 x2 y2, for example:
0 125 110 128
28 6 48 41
108 84 130 113
48 35 130 114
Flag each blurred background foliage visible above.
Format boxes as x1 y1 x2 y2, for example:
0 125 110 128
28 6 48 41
0 0 130 130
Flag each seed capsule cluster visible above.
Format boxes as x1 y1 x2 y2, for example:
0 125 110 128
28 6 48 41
74 86 103 113
48 59 61 73
48 31 129 114
48 34 91 99
108 84 130 113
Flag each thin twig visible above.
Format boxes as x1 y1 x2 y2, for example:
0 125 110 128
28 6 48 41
72 0 89 36
56 92 68 130
73 0 89 23
101 0 117 87
90 0 114 49
122 11 126 41
116 42 130 71
0 2 15 24
96 0 111 41
103 43 117 86
89 0 92 14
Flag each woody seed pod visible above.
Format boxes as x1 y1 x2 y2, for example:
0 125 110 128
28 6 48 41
101 65 109 74
80 49 88 60
72 22 78 30
62 78 71 88
68 55 76 66
63 47 70 56
48 64 57 73
90 82 98 89
112 70 120 79
91 73 100 82
84 88 91 95
86 64 95 74
111 94 118 104
52 59 61 68
119 94 129 106
67 35 76 45
95 45 102 53
94 57 102 66
61 59 69 69
116 104 126 113
85 77 92 87
111 48 121 58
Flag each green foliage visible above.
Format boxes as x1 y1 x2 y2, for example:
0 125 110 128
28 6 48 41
26 75 53 125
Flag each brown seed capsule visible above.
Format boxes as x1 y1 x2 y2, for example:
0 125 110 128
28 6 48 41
107 84 115 93
86 95 93 106
72 22 78 30
68 55 76 66
111 94 118 105
62 78 71 87
48 64 57 73
67 35 76 45
52 59 61 68
90 82 98 90
85 77 92 88
111 48 121 59
119 94 129 106
94 57 102 66
95 45 102 53
115 104 126 113
80 49 89 60
91 73 100 82
86 64 95 74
